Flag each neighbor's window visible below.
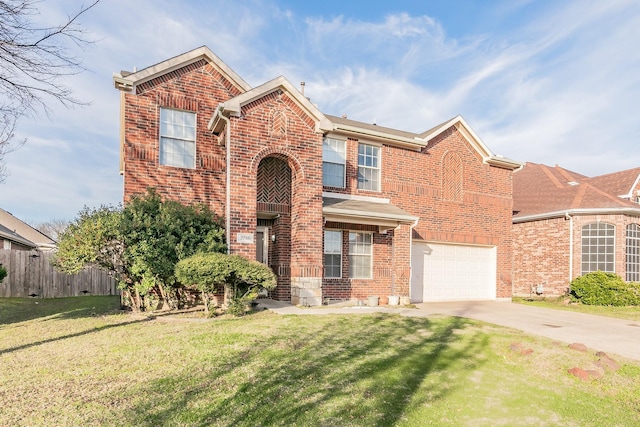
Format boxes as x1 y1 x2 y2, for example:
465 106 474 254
626 224 640 281
357 143 380 191
322 138 346 188
324 230 342 278
349 231 372 278
159 108 196 168
581 222 615 274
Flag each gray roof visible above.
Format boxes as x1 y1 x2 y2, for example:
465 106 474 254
323 197 418 227
0 223 37 248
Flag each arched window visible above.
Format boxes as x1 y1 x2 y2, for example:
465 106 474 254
626 224 640 281
581 222 615 274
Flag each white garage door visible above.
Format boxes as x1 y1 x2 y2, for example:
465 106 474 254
411 242 496 302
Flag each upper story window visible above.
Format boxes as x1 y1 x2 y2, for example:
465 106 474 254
357 143 380 191
322 138 346 188
159 108 196 168
581 222 615 274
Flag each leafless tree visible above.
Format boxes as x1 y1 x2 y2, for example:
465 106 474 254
0 0 100 182
29 217 69 242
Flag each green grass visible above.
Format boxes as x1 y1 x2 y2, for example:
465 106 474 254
1 297 639 426
513 297 640 321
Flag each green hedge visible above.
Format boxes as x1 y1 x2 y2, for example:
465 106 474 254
0 265 6 282
570 271 640 306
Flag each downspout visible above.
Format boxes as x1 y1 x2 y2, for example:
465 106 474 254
214 105 231 254
566 212 573 283
407 218 419 302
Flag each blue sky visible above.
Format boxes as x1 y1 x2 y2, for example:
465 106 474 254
3 0 640 223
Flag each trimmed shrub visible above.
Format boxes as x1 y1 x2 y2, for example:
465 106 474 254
570 271 640 306
0 265 6 282
175 252 276 316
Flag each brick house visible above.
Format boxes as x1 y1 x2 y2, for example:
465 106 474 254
512 163 640 297
113 46 522 305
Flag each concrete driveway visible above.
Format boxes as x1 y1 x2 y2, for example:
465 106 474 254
257 299 640 361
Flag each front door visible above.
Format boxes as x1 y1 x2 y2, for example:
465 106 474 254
256 226 269 264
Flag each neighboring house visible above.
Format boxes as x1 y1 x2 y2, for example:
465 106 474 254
113 46 522 305
0 208 56 251
512 163 640 297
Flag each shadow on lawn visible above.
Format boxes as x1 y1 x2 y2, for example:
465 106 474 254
0 296 121 325
121 314 488 426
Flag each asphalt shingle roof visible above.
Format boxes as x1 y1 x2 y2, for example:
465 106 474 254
513 163 640 218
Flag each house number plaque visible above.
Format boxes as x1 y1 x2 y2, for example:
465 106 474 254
236 233 254 244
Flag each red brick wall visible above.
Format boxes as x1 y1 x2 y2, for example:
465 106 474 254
323 126 514 299
225 91 324 296
512 217 571 296
513 214 640 297
122 59 241 215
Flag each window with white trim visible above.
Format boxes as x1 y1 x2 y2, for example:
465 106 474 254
322 138 346 188
581 222 615 274
324 230 342 278
159 108 196 168
357 143 380 191
626 224 640 281
349 231 372 278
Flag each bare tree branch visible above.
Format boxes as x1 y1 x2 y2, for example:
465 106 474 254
0 0 100 182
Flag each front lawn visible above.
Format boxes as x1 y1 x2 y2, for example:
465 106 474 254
514 297 640 321
1 297 639 426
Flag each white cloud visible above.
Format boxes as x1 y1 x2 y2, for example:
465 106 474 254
3 0 640 222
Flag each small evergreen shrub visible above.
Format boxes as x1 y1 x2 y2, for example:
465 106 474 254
0 265 6 282
570 271 640 306
175 252 276 316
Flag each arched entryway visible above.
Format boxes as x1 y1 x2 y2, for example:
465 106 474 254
256 156 292 300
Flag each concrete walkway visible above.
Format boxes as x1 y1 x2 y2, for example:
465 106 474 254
257 299 640 361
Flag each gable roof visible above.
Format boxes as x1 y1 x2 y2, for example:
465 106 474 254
116 46 521 171
0 208 56 250
326 114 523 170
113 46 251 94
513 163 640 222
209 76 333 134
584 167 640 199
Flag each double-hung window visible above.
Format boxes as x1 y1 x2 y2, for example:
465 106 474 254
324 230 342 278
357 143 380 191
322 138 346 187
159 108 196 168
581 222 615 274
349 232 372 278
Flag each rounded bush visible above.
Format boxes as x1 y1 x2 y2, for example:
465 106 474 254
570 271 640 306
0 265 6 282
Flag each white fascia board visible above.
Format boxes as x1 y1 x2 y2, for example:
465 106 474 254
323 207 419 224
626 173 640 198
420 115 494 160
113 46 251 94
329 124 426 151
222 76 332 133
513 207 640 223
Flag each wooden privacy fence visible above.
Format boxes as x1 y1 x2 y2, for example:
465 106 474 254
0 249 119 298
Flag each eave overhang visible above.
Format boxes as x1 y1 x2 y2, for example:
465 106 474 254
513 207 640 224
328 123 427 151
323 197 419 232
208 76 333 134
113 46 251 94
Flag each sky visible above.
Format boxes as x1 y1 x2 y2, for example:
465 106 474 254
2 0 640 223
